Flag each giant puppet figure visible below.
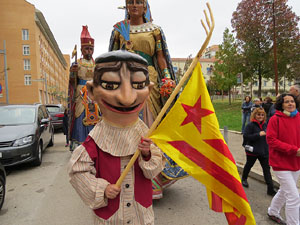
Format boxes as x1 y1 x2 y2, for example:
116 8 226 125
68 26 100 151
109 0 188 199
68 50 164 224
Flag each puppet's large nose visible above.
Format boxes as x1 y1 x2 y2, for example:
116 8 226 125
116 64 137 106
116 81 137 106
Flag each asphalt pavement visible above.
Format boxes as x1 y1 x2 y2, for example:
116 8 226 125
0 132 284 225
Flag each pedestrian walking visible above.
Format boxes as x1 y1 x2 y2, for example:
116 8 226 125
267 93 300 225
63 109 69 147
241 96 252 134
241 108 276 196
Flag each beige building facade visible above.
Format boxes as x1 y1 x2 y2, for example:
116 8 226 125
0 0 69 106
172 45 218 82
172 45 294 97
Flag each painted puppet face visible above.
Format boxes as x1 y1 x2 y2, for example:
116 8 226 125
88 61 153 126
126 0 146 19
282 95 296 113
81 45 94 60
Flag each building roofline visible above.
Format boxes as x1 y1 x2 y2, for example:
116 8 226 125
35 9 67 68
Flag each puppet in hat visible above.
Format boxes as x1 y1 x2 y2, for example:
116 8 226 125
68 25 100 151
69 50 164 224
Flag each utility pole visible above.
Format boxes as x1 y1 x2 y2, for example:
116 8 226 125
272 0 279 95
0 40 9 104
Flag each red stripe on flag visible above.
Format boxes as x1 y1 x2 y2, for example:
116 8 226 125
168 140 248 202
226 212 247 225
203 139 236 163
211 191 223 212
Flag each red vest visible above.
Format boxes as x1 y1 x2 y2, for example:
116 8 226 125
83 136 152 220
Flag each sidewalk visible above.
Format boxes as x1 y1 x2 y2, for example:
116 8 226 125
223 130 280 187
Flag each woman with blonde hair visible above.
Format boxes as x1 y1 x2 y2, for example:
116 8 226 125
241 108 276 196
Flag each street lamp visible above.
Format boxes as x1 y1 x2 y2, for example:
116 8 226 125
0 40 9 104
267 0 279 95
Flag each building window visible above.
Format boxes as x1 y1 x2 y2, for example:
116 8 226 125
22 29 29 40
24 59 31 70
23 45 30 55
264 81 267 87
24 75 32 85
254 81 258 86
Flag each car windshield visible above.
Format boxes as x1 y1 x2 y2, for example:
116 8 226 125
0 107 36 125
46 106 60 113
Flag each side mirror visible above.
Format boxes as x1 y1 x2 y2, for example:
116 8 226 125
41 118 49 124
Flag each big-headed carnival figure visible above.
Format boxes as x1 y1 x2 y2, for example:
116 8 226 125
68 26 101 151
109 0 188 199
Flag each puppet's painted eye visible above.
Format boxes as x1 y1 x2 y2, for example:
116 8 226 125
100 81 120 90
132 81 146 89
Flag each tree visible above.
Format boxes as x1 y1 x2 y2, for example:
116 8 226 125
213 28 241 104
232 0 300 96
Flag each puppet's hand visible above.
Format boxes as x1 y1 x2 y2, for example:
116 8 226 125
138 137 152 158
104 184 121 199
159 78 176 98
70 63 79 72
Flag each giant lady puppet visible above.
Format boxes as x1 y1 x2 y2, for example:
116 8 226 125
109 0 188 199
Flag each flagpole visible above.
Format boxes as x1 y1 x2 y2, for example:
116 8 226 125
116 2 215 188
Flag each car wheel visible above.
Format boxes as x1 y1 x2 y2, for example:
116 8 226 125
48 130 54 147
0 175 5 210
32 142 42 166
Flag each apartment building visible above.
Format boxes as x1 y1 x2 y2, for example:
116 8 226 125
172 45 218 82
0 0 70 105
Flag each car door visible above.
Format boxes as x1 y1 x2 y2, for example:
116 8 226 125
42 106 52 145
38 106 50 149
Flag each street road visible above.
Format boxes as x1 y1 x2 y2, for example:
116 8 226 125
0 133 280 225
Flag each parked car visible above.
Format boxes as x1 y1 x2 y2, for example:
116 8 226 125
45 104 65 131
0 162 5 210
0 104 54 167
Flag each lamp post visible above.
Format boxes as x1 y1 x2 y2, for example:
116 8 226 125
271 0 279 95
0 40 9 104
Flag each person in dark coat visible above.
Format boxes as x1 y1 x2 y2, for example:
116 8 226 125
241 96 252 134
241 107 276 196
262 96 273 116
63 109 69 147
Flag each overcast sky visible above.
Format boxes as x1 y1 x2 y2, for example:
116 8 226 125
27 0 300 60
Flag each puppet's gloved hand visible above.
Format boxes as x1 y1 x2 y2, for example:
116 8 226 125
138 137 152 159
159 78 176 98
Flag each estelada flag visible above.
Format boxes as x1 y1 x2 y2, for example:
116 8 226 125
149 63 256 225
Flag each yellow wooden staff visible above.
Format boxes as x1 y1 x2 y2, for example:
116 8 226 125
116 2 215 188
